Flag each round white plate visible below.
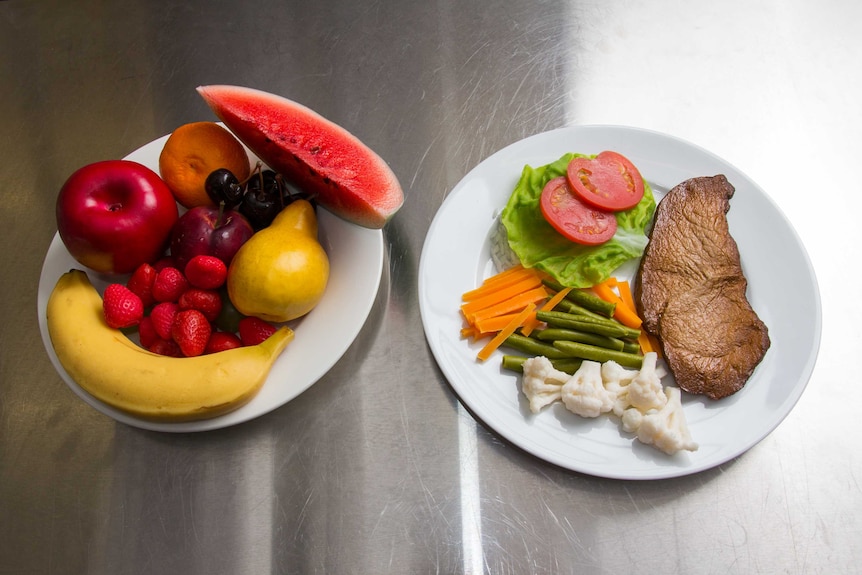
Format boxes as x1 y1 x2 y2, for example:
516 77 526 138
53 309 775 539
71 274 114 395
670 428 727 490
38 133 384 432
418 125 821 480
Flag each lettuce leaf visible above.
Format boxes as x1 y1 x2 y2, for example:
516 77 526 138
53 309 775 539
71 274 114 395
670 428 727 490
500 153 656 288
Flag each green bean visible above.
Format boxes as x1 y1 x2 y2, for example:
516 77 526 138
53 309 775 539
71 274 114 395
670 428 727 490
533 328 624 351
503 333 571 359
622 341 642 355
551 299 611 322
501 355 583 375
552 340 644 369
536 310 642 340
542 279 615 317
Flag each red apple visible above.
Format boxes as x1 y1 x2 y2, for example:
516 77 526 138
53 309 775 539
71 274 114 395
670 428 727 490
56 160 179 274
169 206 254 271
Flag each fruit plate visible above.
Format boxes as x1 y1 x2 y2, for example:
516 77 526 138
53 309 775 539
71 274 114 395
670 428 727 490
37 133 384 432
418 125 821 480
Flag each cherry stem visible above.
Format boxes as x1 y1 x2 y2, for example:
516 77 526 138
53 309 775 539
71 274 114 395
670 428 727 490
238 161 263 187
216 200 226 227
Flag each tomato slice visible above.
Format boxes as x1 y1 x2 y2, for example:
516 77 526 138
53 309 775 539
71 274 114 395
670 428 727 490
565 151 645 212
540 176 617 246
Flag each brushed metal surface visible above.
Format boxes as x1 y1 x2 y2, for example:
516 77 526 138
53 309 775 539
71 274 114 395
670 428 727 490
1 0 858 573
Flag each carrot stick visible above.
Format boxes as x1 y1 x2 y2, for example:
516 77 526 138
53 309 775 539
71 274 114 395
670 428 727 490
521 286 573 337
460 325 482 340
477 303 536 362
592 279 622 307
474 312 521 334
615 280 634 310
460 275 544 316
637 330 654 354
461 266 535 301
467 286 550 325
592 279 643 330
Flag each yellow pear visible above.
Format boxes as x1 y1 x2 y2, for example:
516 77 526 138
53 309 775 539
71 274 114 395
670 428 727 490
227 199 330 323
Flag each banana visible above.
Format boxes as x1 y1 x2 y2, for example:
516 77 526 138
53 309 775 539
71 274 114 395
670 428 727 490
46 269 294 422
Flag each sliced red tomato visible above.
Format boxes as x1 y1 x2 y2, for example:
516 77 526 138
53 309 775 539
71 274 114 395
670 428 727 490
565 151 645 212
540 176 617 246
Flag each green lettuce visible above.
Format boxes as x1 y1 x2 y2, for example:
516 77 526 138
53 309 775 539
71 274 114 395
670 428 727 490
500 153 656 288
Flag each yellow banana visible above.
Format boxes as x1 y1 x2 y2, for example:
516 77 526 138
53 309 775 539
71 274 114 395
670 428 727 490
46 269 294 422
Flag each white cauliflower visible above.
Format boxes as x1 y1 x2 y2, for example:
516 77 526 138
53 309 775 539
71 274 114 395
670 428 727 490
600 361 640 417
634 387 699 455
561 361 613 418
518 351 698 456
521 356 569 414
620 407 644 434
625 352 668 413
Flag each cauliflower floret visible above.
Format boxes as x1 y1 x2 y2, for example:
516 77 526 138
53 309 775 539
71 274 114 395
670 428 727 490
521 356 569 414
626 352 668 413
635 387 699 455
561 361 613 418
620 407 644 434
601 361 640 416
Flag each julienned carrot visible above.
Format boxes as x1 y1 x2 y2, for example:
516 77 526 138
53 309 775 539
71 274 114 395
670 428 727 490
610 279 659 355
637 330 654 353
592 278 642 330
467 286 550 325
521 286 573 337
616 280 637 313
460 275 544 316
477 303 536 362
592 278 621 306
461 325 481 340
461 265 535 301
474 312 521 334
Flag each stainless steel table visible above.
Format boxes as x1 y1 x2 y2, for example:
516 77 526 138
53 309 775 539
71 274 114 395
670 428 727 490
2 1 857 573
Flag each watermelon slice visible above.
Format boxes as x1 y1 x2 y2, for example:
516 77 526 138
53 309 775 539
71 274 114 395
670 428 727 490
197 85 404 229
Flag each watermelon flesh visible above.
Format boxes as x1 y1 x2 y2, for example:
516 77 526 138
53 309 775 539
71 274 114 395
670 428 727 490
197 85 404 229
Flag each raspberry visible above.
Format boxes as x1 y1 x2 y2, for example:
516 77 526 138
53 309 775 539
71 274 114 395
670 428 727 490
184 255 228 290
102 283 144 329
152 266 189 303
178 288 223 322
150 302 179 341
138 316 158 349
127 263 158 307
171 309 212 357
238 317 277 346
205 331 243 354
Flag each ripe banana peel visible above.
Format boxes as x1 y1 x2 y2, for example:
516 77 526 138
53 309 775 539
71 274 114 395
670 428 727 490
46 269 294 422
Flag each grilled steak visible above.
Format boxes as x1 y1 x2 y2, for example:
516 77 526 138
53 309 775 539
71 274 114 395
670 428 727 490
635 175 770 400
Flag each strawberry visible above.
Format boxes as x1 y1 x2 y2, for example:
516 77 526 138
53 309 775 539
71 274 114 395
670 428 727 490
148 338 182 357
205 331 243 354
127 263 158 307
150 302 179 341
238 317 277 346
171 309 212 357
178 288 223 322
138 316 159 349
153 256 177 271
102 283 144 329
152 266 189 303
184 255 228 290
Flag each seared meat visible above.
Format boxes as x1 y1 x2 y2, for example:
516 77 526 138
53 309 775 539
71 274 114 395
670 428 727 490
635 175 770 400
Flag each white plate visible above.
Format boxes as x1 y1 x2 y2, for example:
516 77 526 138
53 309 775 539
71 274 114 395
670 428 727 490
38 133 384 432
418 125 821 480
